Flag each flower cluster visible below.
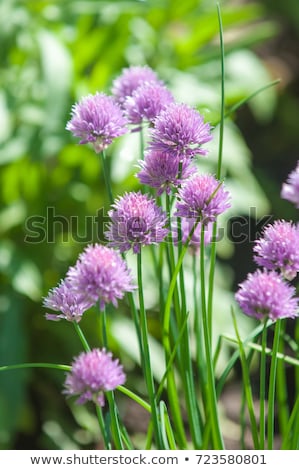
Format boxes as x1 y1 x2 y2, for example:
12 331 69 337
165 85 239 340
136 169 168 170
64 349 126 406
66 93 127 153
253 220 299 281
66 244 136 310
236 195 299 321
105 191 169 253
175 174 231 224
124 81 174 131
44 280 94 323
149 102 212 159
235 269 297 321
43 244 136 321
111 65 160 106
137 149 195 196
281 161 299 208
50 64 233 416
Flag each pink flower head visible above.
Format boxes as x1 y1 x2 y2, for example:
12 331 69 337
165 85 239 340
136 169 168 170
253 220 299 281
235 269 298 321
66 92 127 153
124 81 174 131
175 174 231 224
137 149 195 196
281 161 299 208
43 279 93 323
105 191 169 253
64 349 126 406
111 65 160 106
149 102 212 159
66 244 136 310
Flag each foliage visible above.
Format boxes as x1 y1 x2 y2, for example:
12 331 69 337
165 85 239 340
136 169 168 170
0 0 291 450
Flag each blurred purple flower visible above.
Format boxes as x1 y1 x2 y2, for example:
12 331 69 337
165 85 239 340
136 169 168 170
111 65 160 106
175 173 231 224
64 348 125 406
253 220 299 281
174 218 213 254
43 279 93 323
149 102 212 159
124 81 174 131
137 149 195 196
105 191 169 253
66 92 127 153
66 244 136 310
281 161 299 208
235 269 298 321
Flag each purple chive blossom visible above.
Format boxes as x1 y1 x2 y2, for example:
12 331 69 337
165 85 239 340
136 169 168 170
43 280 93 323
63 349 126 406
137 149 195 196
105 191 169 253
235 269 298 321
253 220 299 281
66 244 136 311
66 92 127 153
281 161 299 208
149 102 212 159
123 81 174 131
175 173 231 224
111 65 160 106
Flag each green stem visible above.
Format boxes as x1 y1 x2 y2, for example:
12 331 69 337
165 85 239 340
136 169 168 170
231 308 260 449
295 320 299 396
100 150 113 205
106 391 124 449
267 319 281 450
137 250 163 448
0 363 70 372
95 404 111 450
176 215 202 448
207 3 225 342
221 79 281 123
259 319 268 449
216 2 225 181
73 322 113 449
99 307 124 449
207 222 217 340
164 193 188 448
100 307 108 348
139 126 145 159
200 224 224 449
118 385 151 413
193 256 207 413
281 393 299 449
73 322 91 352
276 320 289 438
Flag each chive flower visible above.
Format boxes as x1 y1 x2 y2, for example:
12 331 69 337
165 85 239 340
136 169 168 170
235 269 298 321
66 244 136 310
149 102 212 159
111 65 160 106
281 161 299 208
66 92 127 153
253 220 299 281
43 280 93 323
124 81 174 131
105 191 169 253
137 149 195 196
175 173 231 224
64 349 126 406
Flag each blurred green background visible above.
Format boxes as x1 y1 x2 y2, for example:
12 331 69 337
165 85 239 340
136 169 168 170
0 0 298 449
